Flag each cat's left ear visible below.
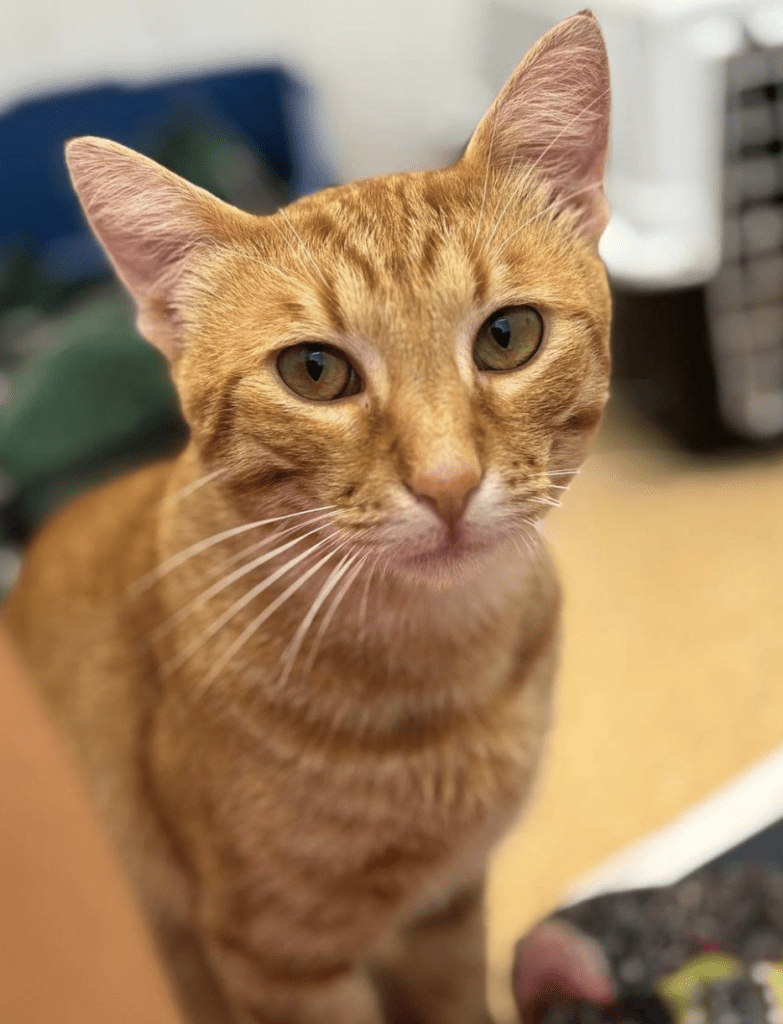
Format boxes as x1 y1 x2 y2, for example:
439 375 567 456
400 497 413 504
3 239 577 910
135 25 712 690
464 10 610 244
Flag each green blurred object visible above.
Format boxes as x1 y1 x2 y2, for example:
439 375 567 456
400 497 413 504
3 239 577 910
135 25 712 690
0 111 291 598
0 286 186 542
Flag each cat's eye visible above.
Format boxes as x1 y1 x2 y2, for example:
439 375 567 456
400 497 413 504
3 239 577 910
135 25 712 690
473 306 544 372
277 344 361 402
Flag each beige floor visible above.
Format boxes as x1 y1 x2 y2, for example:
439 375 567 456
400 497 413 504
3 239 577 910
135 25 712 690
486 399 783 1021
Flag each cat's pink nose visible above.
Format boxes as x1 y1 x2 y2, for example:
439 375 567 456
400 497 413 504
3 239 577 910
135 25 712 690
408 461 482 529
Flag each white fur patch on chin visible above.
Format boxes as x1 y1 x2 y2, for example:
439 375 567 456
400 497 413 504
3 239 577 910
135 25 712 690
388 538 502 589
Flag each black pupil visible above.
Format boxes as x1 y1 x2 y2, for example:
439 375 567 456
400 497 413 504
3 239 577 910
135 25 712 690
305 351 325 381
490 317 512 349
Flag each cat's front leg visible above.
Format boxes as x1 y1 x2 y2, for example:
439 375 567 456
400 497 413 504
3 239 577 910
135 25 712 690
374 878 492 1024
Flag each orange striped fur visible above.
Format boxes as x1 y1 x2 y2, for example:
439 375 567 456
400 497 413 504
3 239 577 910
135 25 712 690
2 12 611 1024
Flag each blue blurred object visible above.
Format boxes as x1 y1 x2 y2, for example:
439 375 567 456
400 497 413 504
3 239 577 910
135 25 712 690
0 65 334 579
0 66 333 284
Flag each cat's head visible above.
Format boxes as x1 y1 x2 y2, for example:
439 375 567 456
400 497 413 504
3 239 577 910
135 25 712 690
65 11 611 588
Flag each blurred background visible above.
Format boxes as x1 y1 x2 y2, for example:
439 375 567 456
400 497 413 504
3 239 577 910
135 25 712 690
2 0 783 1021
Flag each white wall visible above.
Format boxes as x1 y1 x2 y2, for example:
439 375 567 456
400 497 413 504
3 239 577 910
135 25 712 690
1 0 497 181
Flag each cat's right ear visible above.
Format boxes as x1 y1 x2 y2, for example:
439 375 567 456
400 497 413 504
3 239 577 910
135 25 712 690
65 137 251 358
463 10 611 244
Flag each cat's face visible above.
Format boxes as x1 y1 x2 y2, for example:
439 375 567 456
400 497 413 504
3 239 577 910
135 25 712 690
175 167 610 587
65 12 611 588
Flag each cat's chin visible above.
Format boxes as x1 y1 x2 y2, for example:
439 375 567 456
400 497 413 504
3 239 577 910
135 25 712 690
390 540 495 589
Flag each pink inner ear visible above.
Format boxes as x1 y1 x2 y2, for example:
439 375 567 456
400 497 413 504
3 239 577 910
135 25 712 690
66 138 208 296
468 13 611 240
505 56 608 182
65 137 230 356
99 215 201 306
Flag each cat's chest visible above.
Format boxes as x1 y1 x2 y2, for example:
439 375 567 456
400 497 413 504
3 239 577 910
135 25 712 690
160 566 557 914
317 710 546 923
243 667 549 869
203 585 555 836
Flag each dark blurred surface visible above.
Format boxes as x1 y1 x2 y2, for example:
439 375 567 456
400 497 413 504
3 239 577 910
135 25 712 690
541 861 783 1024
611 285 728 454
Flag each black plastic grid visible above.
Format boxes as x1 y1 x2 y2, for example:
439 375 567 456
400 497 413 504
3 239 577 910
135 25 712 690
708 47 783 440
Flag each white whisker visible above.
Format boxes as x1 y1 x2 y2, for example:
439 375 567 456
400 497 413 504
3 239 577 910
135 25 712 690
276 208 331 291
201 527 284 581
512 532 534 562
514 516 542 562
202 515 326 579
276 547 361 688
151 520 333 641
494 180 605 256
483 163 539 252
472 111 501 250
231 248 321 296
302 552 370 678
128 504 335 597
528 496 562 509
358 553 380 643
162 534 334 676
195 239 309 289
160 469 224 508
200 542 346 691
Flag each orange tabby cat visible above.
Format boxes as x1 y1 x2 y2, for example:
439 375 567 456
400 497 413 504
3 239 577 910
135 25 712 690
2 12 611 1024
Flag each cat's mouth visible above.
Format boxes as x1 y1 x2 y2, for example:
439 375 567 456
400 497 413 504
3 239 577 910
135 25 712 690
393 534 494 584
